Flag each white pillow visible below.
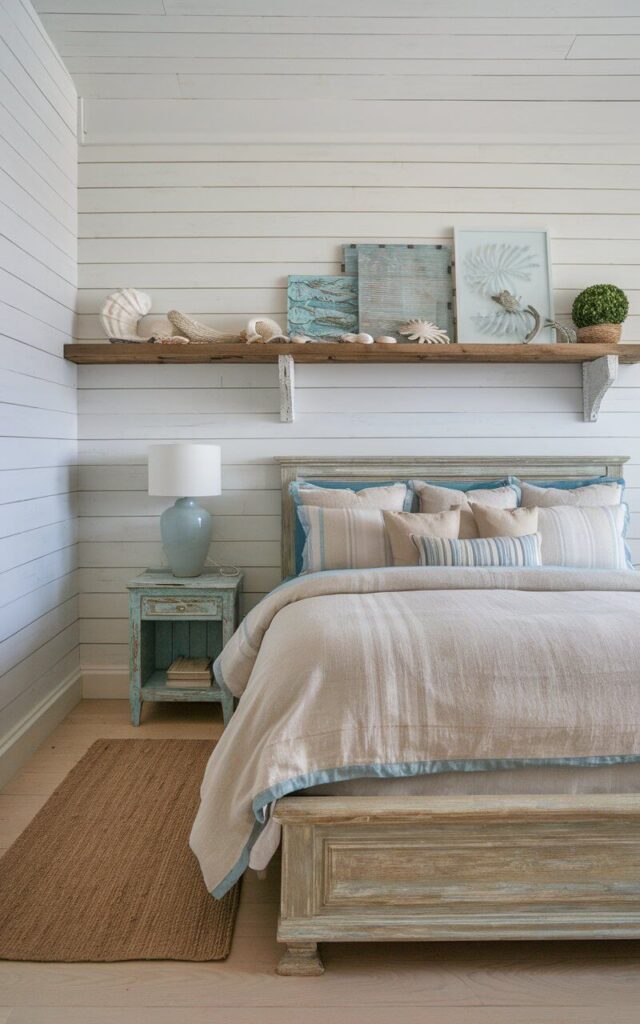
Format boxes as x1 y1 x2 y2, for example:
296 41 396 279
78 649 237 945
297 507 391 573
520 481 622 508
538 505 629 570
412 481 519 539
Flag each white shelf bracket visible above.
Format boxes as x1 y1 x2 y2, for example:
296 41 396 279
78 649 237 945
279 353 295 422
582 354 618 422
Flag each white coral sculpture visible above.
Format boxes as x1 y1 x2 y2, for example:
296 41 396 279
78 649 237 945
167 310 237 343
399 319 450 344
464 244 539 297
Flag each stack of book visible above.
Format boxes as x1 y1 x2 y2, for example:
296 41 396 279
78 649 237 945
166 656 213 689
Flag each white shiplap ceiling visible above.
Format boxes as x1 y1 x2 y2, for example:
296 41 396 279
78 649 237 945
32 0 640 143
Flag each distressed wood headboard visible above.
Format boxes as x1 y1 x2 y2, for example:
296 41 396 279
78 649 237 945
276 455 628 579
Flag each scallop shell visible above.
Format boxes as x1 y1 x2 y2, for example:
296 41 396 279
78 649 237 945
245 317 287 343
167 310 234 343
375 335 398 344
341 332 374 345
101 288 153 342
290 335 311 344
399 319 450 344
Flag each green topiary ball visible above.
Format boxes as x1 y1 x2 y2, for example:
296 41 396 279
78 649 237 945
572 284 629 328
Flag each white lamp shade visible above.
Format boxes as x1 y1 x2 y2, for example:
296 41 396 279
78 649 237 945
148 443 221 497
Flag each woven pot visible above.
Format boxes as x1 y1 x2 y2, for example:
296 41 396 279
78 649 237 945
576 323 622 344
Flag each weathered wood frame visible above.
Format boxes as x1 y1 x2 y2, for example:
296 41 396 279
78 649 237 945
273 455 637 975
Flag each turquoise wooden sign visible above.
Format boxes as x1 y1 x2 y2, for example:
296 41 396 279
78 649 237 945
287 275 358 338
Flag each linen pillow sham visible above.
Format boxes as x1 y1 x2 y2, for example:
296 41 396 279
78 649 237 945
472 505 539 539
413 533 542 569
411 480 520 539
519 480 623 508
290 480 410 574
537 505 630 570
383 509 461 566
297 506 392 574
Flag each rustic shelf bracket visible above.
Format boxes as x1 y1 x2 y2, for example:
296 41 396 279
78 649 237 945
583 354 618 422
279 353 295 422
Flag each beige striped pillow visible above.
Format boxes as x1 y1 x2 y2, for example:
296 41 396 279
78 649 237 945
297 507 391 574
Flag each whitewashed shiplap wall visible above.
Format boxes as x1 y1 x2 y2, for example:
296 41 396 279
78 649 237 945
0 0 78 752
34 0 640 694
74 141 640 693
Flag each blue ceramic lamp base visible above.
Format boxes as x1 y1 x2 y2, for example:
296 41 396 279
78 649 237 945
160 497 212 577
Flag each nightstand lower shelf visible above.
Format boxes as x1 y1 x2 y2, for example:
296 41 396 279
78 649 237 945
141 669 226 702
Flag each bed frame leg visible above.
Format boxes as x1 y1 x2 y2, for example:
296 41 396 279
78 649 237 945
276 942 324 976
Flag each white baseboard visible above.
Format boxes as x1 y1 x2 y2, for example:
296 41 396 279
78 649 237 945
82 667 129 699
0 668 82 790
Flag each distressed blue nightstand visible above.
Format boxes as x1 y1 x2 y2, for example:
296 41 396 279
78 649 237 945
127 570 243 727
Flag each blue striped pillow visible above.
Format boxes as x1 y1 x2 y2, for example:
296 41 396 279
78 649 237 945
413 533 542 568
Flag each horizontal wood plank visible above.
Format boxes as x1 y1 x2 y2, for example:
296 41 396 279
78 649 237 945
64 342 640 365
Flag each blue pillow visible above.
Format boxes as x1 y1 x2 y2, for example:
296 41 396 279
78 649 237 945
290 480 412 575
518 475 625 491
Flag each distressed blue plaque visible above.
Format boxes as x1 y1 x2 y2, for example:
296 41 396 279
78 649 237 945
343 243 454 341
287 275 358 338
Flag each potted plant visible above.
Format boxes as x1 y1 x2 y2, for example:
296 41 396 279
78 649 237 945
571 284 629 344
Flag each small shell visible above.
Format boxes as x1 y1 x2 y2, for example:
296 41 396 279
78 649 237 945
399 319 450 344
290 334 311 344
145 317 176 341
167 310 233 343
156 335 190 345
101 288 152 342
246 317 286 343
375 335 398 344
341 332 374 345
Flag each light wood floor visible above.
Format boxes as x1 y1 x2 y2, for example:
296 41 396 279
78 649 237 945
2 700 640 1023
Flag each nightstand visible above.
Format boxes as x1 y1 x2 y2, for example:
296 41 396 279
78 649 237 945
127 570 243 727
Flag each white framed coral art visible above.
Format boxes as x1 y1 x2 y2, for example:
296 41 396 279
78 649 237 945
454 228 554 344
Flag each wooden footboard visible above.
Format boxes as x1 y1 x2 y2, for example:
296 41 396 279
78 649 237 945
273 795 640 975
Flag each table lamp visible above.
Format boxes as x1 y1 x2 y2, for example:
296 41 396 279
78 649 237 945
148 443 221 577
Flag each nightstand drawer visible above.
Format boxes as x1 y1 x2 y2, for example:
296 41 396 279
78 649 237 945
141 595 222 618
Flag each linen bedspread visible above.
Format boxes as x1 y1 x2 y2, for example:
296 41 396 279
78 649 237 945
190 566 640 897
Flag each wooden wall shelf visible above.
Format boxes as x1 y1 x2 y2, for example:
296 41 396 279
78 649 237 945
64 342 640 424
64 342 640 365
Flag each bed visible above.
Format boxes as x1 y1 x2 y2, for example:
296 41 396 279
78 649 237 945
190 455 640 976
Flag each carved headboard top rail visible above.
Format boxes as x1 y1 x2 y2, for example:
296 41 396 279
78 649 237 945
276 455 628 579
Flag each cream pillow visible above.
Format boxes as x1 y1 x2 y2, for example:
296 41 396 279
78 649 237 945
473 505 539 539
412 482 519 539
295 482 408 510
383 509 461 566
520 480 622 508
537 505 629 570
297 507 391 573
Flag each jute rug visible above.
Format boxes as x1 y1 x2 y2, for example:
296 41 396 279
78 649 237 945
0 738 240 961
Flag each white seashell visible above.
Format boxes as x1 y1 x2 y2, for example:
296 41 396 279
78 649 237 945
145 317 176 341
156 335 190 345
245 317 285 343
341 332 374 345
399 319 450 344
375 335 398 344
290 335 311 344
167 310 234 343
101 288 153 342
